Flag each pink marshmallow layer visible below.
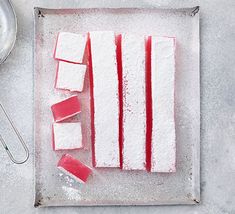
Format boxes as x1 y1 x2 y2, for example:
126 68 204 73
51 95 81 122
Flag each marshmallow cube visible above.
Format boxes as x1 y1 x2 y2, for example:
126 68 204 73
51 95 81 122
54 32 87 63
57 154 92 183
52 122 82 150
55 61 86 92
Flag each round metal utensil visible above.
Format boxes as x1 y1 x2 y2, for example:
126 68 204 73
0 0 17 64
0 0 29 164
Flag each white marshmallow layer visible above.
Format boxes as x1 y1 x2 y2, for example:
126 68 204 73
122 34 146 170
53 122 82 150
55 32 87 63
90 31 120 167
56 61 86 92
151 37 176 172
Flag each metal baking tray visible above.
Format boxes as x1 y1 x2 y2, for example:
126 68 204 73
34 6 200 207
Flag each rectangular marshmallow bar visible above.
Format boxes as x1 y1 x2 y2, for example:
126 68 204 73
151 37 176 172
121 34 146 170
51 95 81 122
58 154 92 183
55 61 87 92
52 122 82 150
54 32 87 63
89 31 120 167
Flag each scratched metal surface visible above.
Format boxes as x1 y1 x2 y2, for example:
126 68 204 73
1 0 235 213
34 7 199 207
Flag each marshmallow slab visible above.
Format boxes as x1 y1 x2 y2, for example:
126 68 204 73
57 154 92 183
52 122 82 150
151 37 176 172
51 95 81 122
89 31 120 167
55 61 87 92
121 34 146 170
54 32 87 63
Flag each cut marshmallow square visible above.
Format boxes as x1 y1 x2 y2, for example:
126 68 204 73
57 154 92 183
89 31 120 167
54 32 87 63
52 122 82 150
151 37 176 172
55 61 86 92
121 33 146 170
51 95 81 122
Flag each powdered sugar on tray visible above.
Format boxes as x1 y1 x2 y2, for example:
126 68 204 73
62 186 82 201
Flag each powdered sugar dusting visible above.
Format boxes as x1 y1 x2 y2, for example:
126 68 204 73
55 32 87 63
122 33 146 170
151 37 176 172
53 123 82 150
56 61 87 92
62 186 82 201
90 31 120 167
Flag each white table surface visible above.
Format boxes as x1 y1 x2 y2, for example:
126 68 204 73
0 0 234 213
